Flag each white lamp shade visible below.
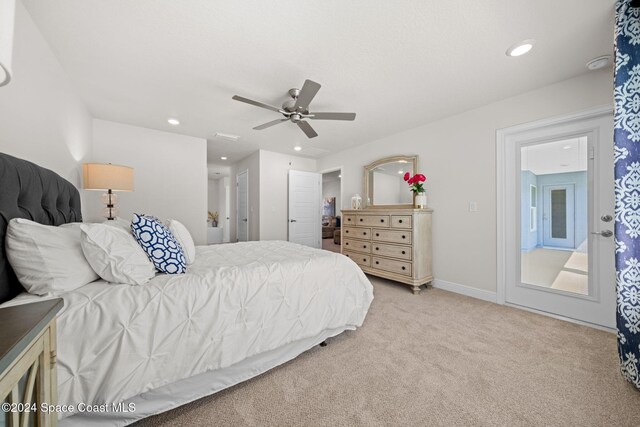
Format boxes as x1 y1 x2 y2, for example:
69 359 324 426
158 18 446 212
83 163 134 192
0 0 15 87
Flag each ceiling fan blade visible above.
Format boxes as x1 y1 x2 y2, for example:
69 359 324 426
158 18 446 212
253 118 288 130
309 112 356 121
293 80 321 111
232 95 282 113
297 121 318 138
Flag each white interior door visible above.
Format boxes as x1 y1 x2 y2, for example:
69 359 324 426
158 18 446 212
224 182 230 243
499 109 616 329
288 170 321 248
236 170 248 242
542 184 575 248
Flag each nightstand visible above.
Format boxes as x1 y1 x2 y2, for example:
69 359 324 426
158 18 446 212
0 299 63 427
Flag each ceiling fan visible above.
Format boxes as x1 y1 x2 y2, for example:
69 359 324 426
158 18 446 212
232 79 356 139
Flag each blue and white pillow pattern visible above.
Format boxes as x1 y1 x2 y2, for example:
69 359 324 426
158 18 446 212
131 214 186 274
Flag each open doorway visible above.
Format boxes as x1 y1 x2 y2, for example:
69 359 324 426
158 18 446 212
207 170 230 244
321 169 342 253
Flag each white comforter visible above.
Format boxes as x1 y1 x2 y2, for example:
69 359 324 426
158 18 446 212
3 241 373 419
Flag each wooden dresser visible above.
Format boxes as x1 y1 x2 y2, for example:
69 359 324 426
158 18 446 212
341 208 433 294
0 299 63 427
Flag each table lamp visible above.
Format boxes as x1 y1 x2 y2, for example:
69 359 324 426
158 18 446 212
83 163 134 220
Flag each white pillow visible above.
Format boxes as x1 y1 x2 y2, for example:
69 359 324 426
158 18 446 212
5 218 99 295
167 219 196 264
79 223 156 285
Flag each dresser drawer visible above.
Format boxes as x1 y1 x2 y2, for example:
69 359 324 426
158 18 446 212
372 256 412 277
343 227 371 240
372 229 412 244
356 215 389 227
343 251 371 267
343 238 371 253
343 214 356 225
391 215 412 229
371 242 411 260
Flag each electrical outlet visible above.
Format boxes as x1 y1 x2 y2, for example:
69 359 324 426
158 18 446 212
469 201 478 212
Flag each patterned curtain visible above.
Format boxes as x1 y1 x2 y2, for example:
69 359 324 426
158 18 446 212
615 0 640 390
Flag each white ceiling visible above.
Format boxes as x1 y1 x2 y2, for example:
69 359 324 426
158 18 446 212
521 137 588 175
22 0 614 167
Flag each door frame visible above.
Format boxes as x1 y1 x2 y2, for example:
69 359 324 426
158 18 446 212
236 170 248 242
318 166 344 218
496 105 613 312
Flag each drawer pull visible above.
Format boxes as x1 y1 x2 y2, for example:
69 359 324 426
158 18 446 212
380 219 384 223
348 218 352 222
402 235 406 239
399 219 403 223
376 233 379 237
375 261 379 265
402 266 406 270
346 254 350 257
360 218 363 222
345 242 349 245
375 247 379 251
363 245 367 249
346 230 349 233
363 258 367 262
363 232 367 235
402 250 406 255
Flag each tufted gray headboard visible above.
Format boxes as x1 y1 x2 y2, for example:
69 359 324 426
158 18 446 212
0 153 82 303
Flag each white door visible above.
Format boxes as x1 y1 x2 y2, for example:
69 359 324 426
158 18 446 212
288 170 321 248
224 182 230 243
542 184 575 249
236 171 248 242
499 109 616 329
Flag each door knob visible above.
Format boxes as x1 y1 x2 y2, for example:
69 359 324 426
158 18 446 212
591 230 613 237
289 219 297 223
242 219 247 222
601 214 613 222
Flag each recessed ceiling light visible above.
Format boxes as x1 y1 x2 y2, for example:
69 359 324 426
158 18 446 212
586 55 611 71
294 146 302 151
398 170 404 174
167 118 180 126
220 156 227 160
506 39 535 57
563 145 572 150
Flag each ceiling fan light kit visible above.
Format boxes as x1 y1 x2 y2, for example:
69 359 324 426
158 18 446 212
232 79 356 138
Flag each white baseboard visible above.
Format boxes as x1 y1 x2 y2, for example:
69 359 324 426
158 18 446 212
432 279 497 303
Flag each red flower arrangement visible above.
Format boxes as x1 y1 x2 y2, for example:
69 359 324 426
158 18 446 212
403 172 426 194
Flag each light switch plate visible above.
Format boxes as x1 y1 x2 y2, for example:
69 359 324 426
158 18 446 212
469 201 478 212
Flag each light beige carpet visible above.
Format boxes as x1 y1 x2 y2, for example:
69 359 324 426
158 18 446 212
322 238 341 253
135 277 640 427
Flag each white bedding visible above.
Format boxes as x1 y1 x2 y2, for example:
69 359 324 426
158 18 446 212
1 241 373 422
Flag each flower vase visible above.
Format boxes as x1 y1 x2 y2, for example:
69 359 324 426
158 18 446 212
414 192 427 209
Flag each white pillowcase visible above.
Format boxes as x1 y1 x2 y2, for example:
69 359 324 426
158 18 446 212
5 218 99 296
79 223 156 285
167 219 196 264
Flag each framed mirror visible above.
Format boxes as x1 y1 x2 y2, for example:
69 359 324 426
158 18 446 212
363 155 418 208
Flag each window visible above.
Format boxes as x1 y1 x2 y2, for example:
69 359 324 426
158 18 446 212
530 185 537 232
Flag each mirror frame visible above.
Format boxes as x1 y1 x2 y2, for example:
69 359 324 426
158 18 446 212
363 155 419 208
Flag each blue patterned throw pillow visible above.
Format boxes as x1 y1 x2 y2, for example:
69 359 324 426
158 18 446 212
130 214 186 274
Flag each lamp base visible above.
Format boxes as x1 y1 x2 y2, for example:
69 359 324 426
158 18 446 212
101 190 119 220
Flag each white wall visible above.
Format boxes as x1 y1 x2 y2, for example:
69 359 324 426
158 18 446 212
229 151 260 242
86 120 208 244
259 150 317 241
317 70 613 295
0 1 92 205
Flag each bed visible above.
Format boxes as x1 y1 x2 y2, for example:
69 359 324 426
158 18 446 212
0 153 374 426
